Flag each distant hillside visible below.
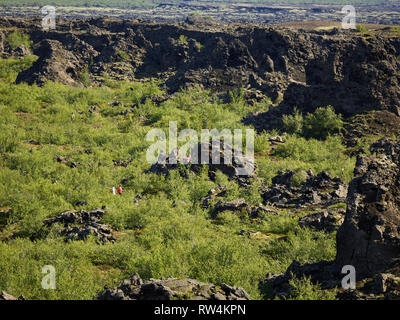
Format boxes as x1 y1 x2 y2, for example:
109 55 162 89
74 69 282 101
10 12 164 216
0 0 156 8
0 0 397 8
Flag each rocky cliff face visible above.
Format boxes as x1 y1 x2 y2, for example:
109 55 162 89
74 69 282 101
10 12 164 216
2 16 400 121
336 139 400 278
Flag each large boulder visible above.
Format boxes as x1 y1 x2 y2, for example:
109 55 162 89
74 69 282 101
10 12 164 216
16 39 85 86
43 208 115 244
146 141 256 187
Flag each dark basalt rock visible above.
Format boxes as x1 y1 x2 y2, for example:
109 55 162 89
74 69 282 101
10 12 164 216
260 260 339 299
262 170 347 209
211 199 278 219
43 208 116 244
98 274 251 300
271 169 294 187
112 158 132 168
200 186 228 208
55 155 81 169
146 141 256 187
2 17 398 120
336 138 400 278
299 209 345 233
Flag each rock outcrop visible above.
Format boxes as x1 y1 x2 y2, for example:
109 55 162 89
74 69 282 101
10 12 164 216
336 138 400 278
55 155 80 168
98 274 251 300
200 186 228 208
262 170 347 209
43 208 115 244
1 17 398 120
299 208 345 233
146 141 256 187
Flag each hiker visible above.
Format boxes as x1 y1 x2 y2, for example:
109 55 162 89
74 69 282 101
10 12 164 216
185 154 191 167
117 185 123 195
112 186 116 195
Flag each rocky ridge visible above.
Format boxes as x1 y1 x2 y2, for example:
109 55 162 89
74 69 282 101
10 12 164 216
0 17 398 122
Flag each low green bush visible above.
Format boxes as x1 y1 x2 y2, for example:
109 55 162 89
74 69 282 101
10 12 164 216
282 107 303 135
303 106 343 139
282 106 343 140
6 31 33 51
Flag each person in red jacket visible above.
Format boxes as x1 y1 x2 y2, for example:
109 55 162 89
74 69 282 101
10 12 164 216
117 185 123 195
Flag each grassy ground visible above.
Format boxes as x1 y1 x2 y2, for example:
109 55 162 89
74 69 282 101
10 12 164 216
0 54 355 300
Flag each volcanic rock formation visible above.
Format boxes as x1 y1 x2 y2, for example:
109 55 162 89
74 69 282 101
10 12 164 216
262 170 348 209
146 141 256 187
0 17 398 121
98 273 251 300
43 208 116 244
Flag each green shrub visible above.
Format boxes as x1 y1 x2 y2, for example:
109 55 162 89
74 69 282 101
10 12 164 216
0 56 37 83
7 32 33 51
288 275 337 300
282 107 303 135
258 135 355 183
194 41 204 51
77 66 90 87
303 106 343 140
264 227 336 267
282 106 343 140
254 133 270 153
0 75 354 300
177 35 188 44
390 27 400 33
291 170 308 187
356 24 368 33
